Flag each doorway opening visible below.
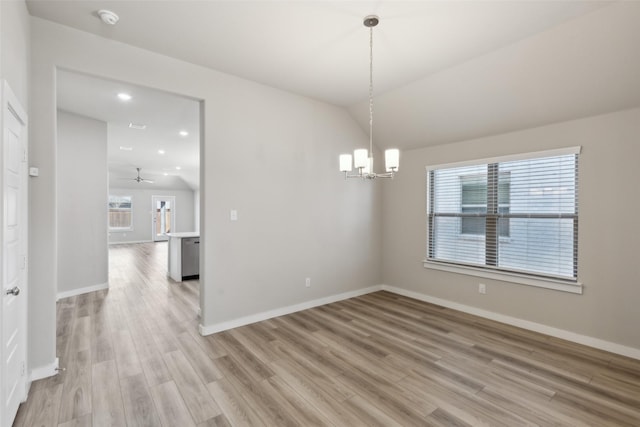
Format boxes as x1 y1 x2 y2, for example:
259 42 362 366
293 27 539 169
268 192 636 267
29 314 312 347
55 69 202 311
152 195 176 242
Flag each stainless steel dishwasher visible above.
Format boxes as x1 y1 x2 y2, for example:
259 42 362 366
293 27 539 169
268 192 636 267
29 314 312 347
181 237 200 280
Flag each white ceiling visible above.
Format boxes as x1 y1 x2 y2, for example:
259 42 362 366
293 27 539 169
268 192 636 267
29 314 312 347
31 1 639 156
28 1 610 107
349 1 640 149
57 70 200 190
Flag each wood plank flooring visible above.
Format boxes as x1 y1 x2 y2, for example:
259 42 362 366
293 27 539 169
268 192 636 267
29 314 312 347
14 242 640 426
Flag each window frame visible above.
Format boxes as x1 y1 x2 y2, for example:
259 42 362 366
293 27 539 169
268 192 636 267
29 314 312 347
425 146 582 294
108 195 134 232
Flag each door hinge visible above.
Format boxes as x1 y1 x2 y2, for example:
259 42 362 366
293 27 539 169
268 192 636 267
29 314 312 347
21 255 27 270
22 147 28 163
20 361 25 377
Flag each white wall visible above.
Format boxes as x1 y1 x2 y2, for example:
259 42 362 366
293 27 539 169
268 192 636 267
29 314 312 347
1 0 30 107
382 108 640 351
108 187 195 243
30 18 381 374
56 110 108 295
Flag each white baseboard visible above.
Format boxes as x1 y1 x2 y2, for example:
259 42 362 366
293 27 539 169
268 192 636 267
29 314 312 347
108 240 153 245
197 282 640 360
57 282 109 301
30 357 59 382
22 379 31 403
199 285 383 336
381 285 640 361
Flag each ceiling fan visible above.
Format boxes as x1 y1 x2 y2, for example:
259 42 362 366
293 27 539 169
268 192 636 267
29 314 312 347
128 167 154 184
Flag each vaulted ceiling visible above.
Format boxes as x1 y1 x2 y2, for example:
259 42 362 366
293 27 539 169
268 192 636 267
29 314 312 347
28 1 640 154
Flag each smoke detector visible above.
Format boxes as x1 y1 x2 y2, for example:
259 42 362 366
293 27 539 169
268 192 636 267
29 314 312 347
97 9 119 25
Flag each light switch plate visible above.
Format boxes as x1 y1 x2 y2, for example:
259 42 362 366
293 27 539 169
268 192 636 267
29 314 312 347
230 209 238 221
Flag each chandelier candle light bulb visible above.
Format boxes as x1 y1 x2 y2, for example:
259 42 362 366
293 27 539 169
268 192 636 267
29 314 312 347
354 149 369 169
339 15 400 180
385 149 399 172
339 154 353 172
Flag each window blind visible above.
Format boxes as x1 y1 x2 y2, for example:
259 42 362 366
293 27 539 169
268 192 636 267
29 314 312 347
427 149 579 281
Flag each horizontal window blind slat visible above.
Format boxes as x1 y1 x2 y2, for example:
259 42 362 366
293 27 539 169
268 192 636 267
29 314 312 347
432 213 577 219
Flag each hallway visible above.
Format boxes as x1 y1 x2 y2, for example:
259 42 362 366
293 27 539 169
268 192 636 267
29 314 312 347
14 242 204 426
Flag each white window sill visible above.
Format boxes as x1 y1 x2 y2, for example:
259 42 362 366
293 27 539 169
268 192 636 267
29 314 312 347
423 260 582 294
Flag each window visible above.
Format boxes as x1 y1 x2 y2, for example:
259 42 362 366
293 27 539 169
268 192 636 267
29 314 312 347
460 174 510 237
427 147 579 283
108 195 133 231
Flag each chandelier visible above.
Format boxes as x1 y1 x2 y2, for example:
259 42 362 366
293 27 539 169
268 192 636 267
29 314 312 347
340 15 399 179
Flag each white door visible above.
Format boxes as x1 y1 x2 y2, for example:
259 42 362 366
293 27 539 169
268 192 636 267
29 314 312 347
1 81 28 427
152 195 175 242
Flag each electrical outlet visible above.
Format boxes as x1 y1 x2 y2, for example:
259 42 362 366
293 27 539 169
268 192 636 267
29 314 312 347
305 278 311 288
479 283 486 294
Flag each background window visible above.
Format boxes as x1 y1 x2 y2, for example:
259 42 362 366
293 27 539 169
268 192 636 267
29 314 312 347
460 174 510 237
427 151 578 281
108 195 133 230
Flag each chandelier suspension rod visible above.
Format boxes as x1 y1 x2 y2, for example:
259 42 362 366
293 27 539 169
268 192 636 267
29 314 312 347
369 23 374 159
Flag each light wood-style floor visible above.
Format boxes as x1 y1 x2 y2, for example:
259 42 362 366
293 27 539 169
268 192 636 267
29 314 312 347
15 242 640 426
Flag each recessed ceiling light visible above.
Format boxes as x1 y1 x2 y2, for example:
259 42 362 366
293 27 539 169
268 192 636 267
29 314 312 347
119 146 133 151
179 130 189 137
175 166 181 170
158 149 165 155
163 172 168 176
117 93 132 101
128 123 146 130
